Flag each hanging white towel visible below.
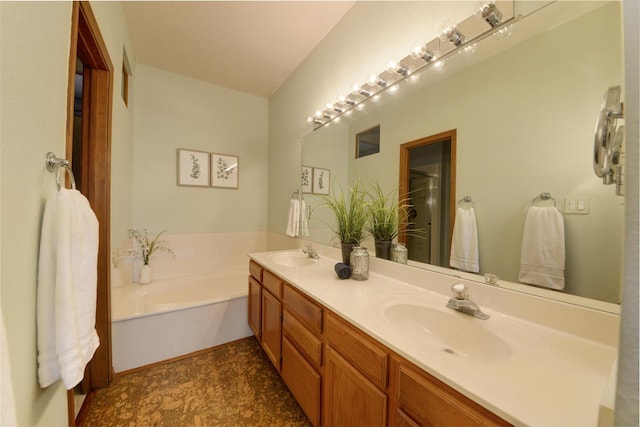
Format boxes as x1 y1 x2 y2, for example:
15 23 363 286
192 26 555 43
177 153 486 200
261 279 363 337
300 199 309 237
449 207 480 273
285 198 300 237
37 188 100 389
519 205 565 290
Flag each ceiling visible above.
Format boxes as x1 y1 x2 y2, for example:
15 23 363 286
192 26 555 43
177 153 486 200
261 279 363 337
123 1 355 98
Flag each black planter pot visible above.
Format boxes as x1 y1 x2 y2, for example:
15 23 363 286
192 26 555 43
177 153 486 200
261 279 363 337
341 243 357 266
374 240 393 260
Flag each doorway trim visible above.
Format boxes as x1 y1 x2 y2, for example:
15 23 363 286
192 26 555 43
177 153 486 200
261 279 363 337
65 1 113 424
398 129 457 248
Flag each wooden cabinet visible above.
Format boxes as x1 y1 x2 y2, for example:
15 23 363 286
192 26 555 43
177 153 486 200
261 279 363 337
262 286 282 371
248 276 262 339
393 361 511 427
248 261 511 427
248 261 263 339
324 345 388 427
282 284 324 426
282 337 322 426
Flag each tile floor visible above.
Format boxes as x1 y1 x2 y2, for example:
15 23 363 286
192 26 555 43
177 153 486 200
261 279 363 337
80 337 311 427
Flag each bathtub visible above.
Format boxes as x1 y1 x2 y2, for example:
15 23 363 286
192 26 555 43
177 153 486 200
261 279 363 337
111 268 253 373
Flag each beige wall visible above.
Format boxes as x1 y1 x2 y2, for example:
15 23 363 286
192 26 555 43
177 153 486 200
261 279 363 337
132 65 268 234
0 1 134 425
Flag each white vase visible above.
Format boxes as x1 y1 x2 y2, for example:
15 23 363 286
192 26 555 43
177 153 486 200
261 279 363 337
139 264 152 284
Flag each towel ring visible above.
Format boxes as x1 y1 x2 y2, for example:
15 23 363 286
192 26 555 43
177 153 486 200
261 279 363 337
457 196 474 208
532 192 556 207
46 152 76 190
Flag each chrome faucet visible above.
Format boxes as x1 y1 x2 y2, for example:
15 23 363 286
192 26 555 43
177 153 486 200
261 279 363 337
302 246 319 259
446 283 489 320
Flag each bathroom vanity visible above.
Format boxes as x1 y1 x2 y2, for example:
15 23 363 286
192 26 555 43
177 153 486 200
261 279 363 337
248 250 619 426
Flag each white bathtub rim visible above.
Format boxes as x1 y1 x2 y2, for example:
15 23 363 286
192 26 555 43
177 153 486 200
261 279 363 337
112 269 248 322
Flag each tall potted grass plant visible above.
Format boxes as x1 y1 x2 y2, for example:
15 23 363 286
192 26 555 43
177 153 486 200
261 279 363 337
321 179 369 265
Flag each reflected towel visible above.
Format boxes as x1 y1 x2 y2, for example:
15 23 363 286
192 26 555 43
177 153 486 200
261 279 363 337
285 198 300 237
334 263 352 280
449 207 480 272
37 189 100 389
519 206 565 290
300 199 309 237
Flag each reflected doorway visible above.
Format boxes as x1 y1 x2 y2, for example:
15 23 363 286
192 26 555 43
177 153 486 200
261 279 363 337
399 130 456 267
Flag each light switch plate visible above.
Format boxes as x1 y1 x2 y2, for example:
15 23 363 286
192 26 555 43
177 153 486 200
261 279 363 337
565 197 590 214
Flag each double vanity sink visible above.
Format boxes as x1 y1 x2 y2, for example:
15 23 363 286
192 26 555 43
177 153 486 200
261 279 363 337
256 249 619 426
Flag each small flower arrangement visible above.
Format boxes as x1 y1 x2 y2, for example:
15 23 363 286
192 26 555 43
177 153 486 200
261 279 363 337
127 229 175 265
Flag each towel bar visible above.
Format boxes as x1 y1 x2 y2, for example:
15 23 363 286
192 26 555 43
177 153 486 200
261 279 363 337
46 152 76 190
532 192 556 207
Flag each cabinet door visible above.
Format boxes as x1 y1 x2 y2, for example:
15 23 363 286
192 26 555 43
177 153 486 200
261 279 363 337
397 363 511 427
261 289 282 371
282 337 321 426
323 345 387 427
248 276 262 339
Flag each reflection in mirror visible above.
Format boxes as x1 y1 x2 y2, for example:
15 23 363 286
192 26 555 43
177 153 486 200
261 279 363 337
356 125 380 158
301 1 623 308
400 131 455 267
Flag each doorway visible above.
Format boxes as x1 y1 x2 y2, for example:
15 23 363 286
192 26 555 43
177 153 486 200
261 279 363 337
399 130 456 267
66 2 113 425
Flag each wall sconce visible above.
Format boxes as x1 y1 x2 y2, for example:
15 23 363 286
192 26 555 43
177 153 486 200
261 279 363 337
476 1 503 28
307 1 516 128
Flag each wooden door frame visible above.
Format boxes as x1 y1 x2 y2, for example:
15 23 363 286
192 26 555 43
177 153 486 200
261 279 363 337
398 129 457 249
66 1 113 424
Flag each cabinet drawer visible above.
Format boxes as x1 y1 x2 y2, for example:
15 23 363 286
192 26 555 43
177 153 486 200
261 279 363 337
326 312 389 390
263 270 283 300
398 364 511 427
249 260 262 282
282 337 322 427
283 284 323 335
283 309 323 369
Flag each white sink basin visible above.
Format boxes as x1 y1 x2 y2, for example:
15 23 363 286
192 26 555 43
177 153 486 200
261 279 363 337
268 252 316 267
384 303 514 362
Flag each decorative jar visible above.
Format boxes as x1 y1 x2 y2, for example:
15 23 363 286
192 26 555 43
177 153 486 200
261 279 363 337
392 243 408 264
350 246 369 280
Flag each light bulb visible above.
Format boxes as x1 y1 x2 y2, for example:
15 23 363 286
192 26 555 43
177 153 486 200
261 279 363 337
412 45 436 63
439 19 465 47
476 1 503 28
387 84 400 94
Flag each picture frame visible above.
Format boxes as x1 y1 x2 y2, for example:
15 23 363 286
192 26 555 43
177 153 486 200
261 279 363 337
211 153 239 189
177 149 210 187
301 166 312 193
312 167 330 195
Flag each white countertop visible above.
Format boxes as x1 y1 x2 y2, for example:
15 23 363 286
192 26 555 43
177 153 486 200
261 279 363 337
249 249 619 427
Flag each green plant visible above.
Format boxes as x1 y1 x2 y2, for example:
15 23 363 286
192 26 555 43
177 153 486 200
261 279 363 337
127 229 175 265
321 180 369 245
365 182 410 242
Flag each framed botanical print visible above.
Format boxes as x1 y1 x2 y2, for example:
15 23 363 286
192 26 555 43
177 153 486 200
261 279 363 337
301 166 312 193
312 167 330 195
177 149 210 187
211 153 239 189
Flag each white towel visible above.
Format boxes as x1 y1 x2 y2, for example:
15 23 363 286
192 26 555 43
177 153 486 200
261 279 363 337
449 207 480 272
300 199 309 237
37 188 100 389
285 198 300 237
519 206 565 290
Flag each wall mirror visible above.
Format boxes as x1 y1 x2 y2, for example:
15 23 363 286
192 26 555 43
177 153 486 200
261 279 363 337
301 0 624 310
